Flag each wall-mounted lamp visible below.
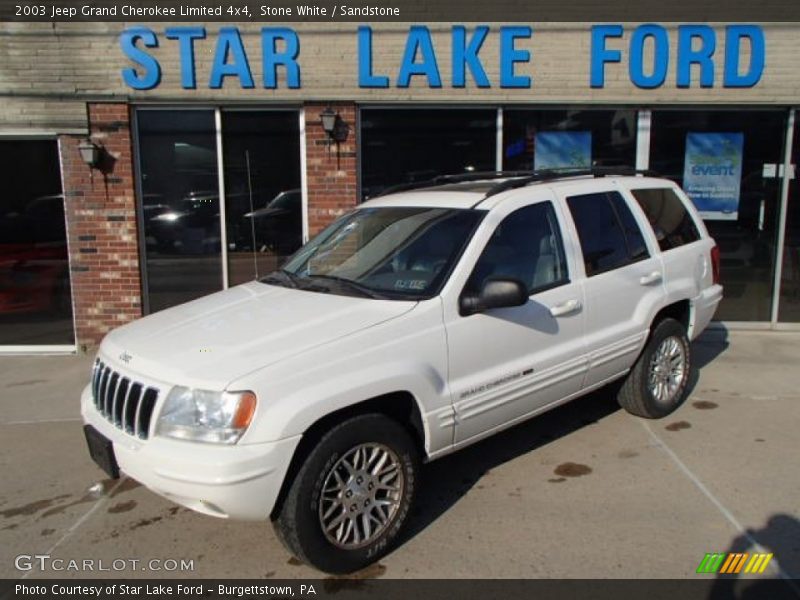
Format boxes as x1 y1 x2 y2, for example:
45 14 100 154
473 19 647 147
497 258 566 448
320 106 350 145
78 138 102 169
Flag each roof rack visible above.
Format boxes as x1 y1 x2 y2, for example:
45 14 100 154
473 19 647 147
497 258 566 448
371 171 536 198
482 167 660 199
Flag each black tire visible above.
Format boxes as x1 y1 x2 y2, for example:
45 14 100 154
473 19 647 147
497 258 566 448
273 414 419 574
617 318 691 418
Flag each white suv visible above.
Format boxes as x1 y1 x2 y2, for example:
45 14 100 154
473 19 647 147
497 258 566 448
81 171 723 573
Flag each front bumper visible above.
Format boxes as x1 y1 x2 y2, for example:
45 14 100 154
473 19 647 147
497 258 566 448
80 384 300 521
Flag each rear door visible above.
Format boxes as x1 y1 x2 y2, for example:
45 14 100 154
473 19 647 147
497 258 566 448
557 180 666 388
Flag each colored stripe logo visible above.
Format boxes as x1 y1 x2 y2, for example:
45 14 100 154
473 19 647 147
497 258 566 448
697 552 773 574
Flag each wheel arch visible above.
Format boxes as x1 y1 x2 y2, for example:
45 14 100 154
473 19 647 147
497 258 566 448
269 390 425 520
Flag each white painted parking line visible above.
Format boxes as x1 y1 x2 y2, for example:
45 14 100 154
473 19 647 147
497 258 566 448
639 418 799 593
20 477 129 580
2 417 82 425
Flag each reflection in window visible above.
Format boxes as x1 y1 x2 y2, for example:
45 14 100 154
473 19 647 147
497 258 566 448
467 203 568 294
503 109 637 172
631 188 701 251
222 111 302 286
567 191 649 276
137 110 221 313
0 140 73 345
360 109 496 199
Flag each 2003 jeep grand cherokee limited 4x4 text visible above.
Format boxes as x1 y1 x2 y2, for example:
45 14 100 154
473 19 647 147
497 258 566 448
82 170 722 573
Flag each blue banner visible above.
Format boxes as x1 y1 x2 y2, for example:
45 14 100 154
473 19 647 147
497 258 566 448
534 132 592 171
682 132 744 220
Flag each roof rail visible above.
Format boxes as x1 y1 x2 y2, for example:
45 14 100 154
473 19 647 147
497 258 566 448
481 167 660 199
371 171 536 198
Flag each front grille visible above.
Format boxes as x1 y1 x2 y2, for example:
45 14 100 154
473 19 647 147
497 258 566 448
91 360 159 439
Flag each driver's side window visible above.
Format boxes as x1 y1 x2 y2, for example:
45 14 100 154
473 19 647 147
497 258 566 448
466 202 569 295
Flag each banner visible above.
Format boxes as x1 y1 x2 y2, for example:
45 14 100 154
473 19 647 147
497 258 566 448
534 132 592 171
682 132 744 220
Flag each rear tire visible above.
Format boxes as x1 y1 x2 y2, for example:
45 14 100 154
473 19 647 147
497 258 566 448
273 414 418 574
617 318 691 418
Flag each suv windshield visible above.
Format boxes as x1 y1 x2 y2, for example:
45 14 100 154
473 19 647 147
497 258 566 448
263 207 483 300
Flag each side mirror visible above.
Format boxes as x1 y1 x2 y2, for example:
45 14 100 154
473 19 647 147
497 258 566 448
459 278 528 316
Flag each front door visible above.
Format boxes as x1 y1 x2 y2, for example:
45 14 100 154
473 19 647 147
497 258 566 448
444 198 588 446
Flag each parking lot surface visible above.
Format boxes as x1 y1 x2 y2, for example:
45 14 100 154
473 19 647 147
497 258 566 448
1 329 799 581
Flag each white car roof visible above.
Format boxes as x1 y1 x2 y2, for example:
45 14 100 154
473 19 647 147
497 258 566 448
360 175 676 211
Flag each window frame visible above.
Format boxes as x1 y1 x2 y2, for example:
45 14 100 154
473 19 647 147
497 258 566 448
462 200 571 298
565 189 652 278
628 186 703 252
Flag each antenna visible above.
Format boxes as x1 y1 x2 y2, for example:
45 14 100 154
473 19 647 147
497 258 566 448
245 150 259 280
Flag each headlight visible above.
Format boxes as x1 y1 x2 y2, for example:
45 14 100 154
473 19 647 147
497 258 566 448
155 387 257 444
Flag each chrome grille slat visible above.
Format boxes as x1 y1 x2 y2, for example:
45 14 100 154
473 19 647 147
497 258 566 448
90 363 158 441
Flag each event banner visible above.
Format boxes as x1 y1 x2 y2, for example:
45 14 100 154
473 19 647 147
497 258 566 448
682 132 745 220
534 132 592 171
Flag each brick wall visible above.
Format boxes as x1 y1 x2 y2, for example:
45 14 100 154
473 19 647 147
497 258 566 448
60 103 142 349
304 103 359 237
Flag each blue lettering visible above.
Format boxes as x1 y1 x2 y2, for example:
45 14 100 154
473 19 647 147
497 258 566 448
499 26 531 88
120 28 161 90
165 27 205 89
357 26 389 88
677 25 715 88
590 25 623 88
629 24 669 89
452 25 490 88
209 27 254 89
724 25 764 88
262 27 301 89
397 26 442 88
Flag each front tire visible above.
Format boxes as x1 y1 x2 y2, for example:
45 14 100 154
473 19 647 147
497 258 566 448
617 318 691 418
273 414 419 573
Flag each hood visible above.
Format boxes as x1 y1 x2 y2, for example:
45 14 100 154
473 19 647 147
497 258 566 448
100 281 417 389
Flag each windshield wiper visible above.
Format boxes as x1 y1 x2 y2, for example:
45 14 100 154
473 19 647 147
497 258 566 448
261 269 301 289
303 274 390 300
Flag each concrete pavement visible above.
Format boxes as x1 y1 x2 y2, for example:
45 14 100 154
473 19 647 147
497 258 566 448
1 329 799 581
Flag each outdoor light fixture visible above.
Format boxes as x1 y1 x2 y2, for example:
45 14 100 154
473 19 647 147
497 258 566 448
320 106 350 145
78 138 101 169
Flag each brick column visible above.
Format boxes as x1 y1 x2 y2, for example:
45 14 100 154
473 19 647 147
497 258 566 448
304 103 359 237
60 103 143 350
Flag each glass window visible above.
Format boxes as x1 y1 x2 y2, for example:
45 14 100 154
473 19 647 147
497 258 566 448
466 203 568 294
0 140 74 345
277 207 482 299
778 116 800 322
650 110 786 321
360 109 496 199
137 110 221 313
567 191 649 276
631 188 701 251
503 109 637 171
222 111 302 286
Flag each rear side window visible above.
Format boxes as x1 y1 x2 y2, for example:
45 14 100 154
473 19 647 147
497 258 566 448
567 191 650 277
630 188 701 251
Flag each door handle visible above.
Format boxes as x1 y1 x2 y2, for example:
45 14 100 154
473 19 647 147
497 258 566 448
639 271 663 286
549 299 582 317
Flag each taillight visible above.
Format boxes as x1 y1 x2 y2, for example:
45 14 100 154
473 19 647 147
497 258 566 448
710 245 721 285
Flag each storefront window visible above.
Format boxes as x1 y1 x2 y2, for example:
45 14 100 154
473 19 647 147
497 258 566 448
778 116 800 322
137 110 221 313
0 140 73 345
650 110 786 322
222 111 302 286
360 109 496 199
502 109 637 171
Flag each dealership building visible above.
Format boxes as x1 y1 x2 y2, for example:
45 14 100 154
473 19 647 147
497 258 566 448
0 20 798 352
